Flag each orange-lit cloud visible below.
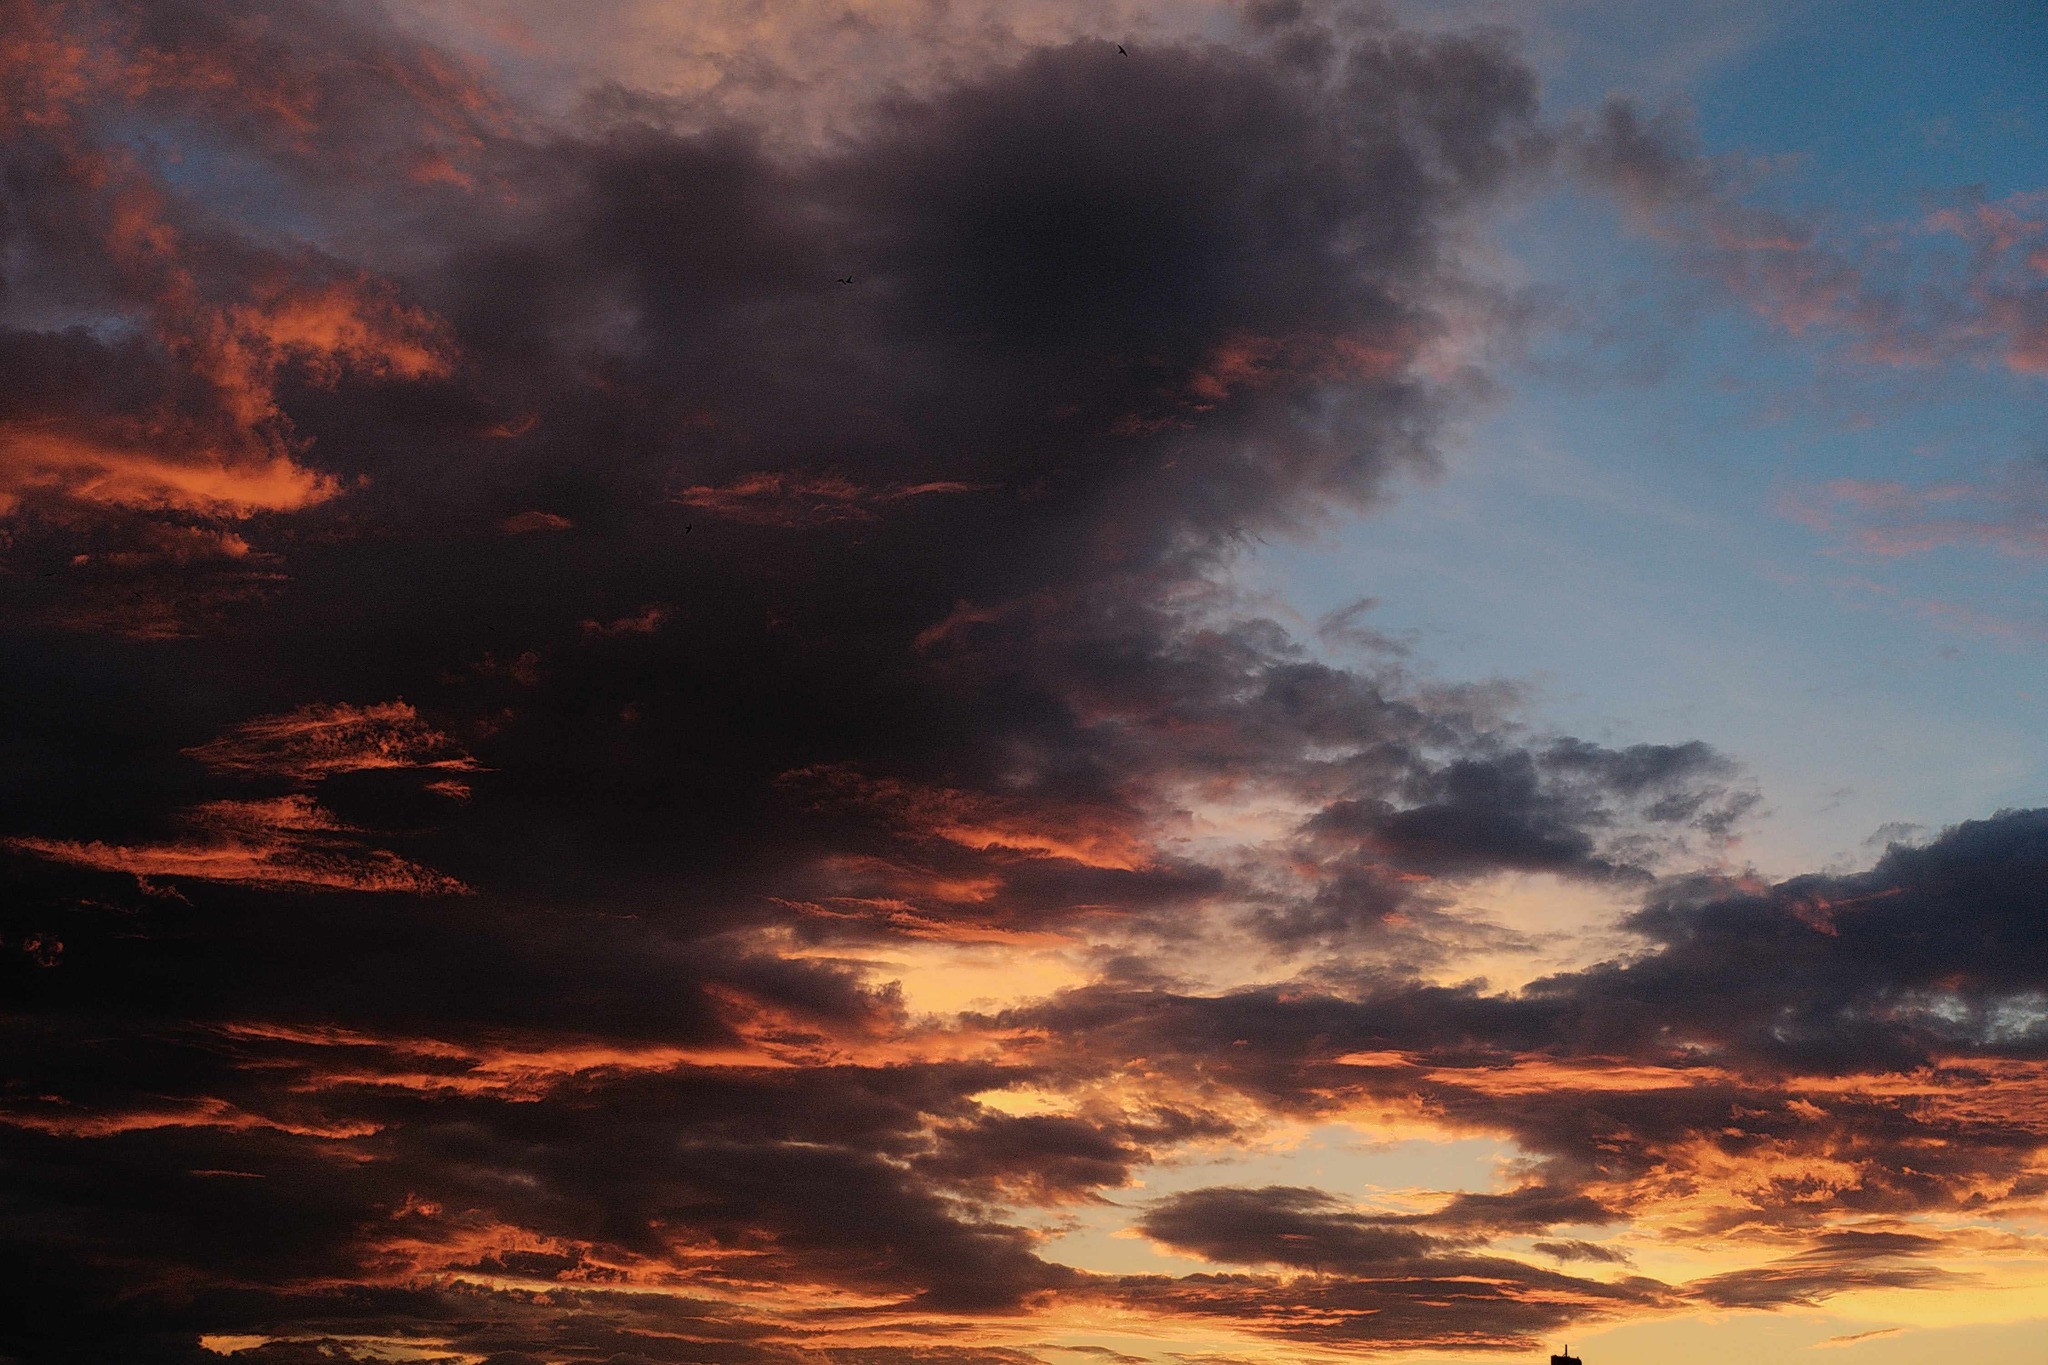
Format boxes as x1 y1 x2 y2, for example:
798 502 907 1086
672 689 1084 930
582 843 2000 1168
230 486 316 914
581 605 668 636
8 702 478 891
499 508 572 533
0 4 462 527
782 765 1154 872
0 425 340 518
8 794 469 893
184 700 480 781
0 1092 380 1140
676 473 989 526
200 279 455 429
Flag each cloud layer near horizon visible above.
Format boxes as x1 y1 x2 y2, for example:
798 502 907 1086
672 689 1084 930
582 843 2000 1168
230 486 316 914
4 3 2047 1363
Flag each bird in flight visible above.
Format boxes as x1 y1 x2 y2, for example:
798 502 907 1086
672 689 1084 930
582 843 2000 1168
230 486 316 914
1117 44 1128 54
837 275 853 285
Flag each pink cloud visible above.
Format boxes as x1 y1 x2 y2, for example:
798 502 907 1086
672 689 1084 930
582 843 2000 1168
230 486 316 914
1782 470 2048 559
1583 103 2048 382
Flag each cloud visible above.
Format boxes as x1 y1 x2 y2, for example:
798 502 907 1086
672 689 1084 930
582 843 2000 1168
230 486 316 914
0 0 472 545
675 474 990 527
1107 1257 1672 1352
499 509 571 533
995 811 2048 1283
1783 462 2048 560
0 2 2036 1362
1574 808 2048 1069
8 793 470 893
1534 1240 1633 1265
1689 1232 1961 1309
1814 1327 1907 1349
1140 1185 1446 1268
1301 740 1750 881
10 702 476 892
1574 99 2048 382
184 701 480 782
0 426 339 518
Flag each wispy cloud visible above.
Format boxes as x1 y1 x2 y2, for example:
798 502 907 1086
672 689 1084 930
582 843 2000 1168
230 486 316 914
1783 463 2048 559
1814 1327 1907 1350
1577 101 2048 383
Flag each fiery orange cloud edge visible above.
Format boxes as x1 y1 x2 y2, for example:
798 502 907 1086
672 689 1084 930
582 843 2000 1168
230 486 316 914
0 275 454 517
8 699 1172 899
21 993 2048 1365
9 702 480 893
9 693 2048 1356
17 702 2048 1344
0 0 472 525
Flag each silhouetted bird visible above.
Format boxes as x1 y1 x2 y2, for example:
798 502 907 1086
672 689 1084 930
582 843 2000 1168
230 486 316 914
837 276 853 285
1117 44 1128 54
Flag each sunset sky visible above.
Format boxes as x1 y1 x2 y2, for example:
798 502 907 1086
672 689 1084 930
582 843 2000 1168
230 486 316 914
4 2 2048 1363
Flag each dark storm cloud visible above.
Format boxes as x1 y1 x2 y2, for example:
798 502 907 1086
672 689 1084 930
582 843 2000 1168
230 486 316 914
0 1036 1070 1322
0 0 1724 959
1556 807 2048 1069
1021 809 2048 1078
1120 1183 1671 1349
1299 740 1748 882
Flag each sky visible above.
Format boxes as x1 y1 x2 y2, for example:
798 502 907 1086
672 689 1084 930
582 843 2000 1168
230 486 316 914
1 3 2046 1364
